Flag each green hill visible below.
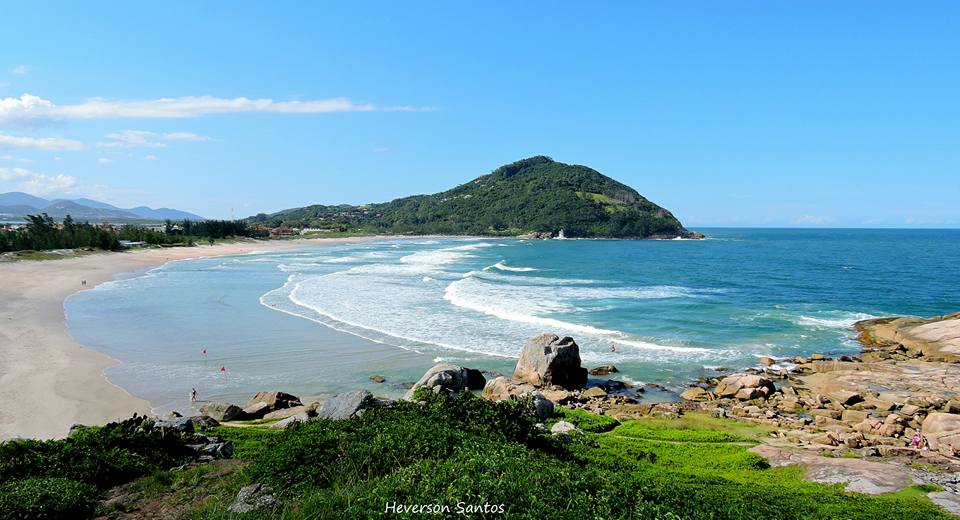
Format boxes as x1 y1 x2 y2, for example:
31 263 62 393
255 156 701 239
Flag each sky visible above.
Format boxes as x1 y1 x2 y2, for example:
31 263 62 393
0 2 957 227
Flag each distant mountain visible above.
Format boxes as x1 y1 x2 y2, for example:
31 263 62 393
258 156 700 239
126 206 204 220
69 198 123 211
0 192 204 222
0 192 50 208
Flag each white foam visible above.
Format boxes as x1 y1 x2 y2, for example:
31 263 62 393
794 312 877 329
487 261 537 272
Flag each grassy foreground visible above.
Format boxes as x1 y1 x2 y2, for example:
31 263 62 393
0 392 950 519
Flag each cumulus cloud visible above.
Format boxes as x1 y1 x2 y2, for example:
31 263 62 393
11 65 29 76
0 132 85 151
0 166 77 195
0 93 428 124
97 157 113 164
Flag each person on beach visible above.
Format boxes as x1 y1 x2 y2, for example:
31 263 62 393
190 388 198 402
911 431 922 448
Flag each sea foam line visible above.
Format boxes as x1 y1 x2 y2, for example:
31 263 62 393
442 279 711 353
260 276 515 359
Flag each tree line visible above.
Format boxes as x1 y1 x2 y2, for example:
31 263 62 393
0 214 268 253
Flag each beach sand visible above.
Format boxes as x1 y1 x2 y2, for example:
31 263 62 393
0 237 379 440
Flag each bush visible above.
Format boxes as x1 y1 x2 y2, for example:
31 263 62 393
0 477 98 520
0 415 192 490
247 391 545 496
554 407 620 432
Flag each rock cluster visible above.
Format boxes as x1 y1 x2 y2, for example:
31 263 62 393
184 389 372 429
679 350 960 459
475 334 681 421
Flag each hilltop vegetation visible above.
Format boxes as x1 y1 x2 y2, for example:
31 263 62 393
3 391 949 519
253 156 700 239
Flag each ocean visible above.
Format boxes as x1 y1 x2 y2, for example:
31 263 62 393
65 229 960 415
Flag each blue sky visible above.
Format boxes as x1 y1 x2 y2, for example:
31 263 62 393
0 2 957 226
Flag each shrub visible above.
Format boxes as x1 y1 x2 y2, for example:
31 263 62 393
0 477 98 520
0 415 192 490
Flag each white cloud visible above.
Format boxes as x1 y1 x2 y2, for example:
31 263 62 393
0 132 85 151
0 166 77 195
98 129 166 148
0 154 34 163
162 131 212 142
97 157 113 164
795 215 833 225
11 65 29 76
372 146 390 153
98 129 216 148
144 154 157 161
0 93 428 124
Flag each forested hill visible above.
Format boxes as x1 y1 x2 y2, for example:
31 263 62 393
254 156 702 239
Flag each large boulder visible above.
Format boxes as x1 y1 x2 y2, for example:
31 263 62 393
513 334 587 390
922 412 960 456
199 403 244 422
317 390 371 420
246 391 302 412
242 402 272 420
403 363 486 400
714 374 775 400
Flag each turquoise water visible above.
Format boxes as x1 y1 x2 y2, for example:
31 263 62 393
66 229 960 414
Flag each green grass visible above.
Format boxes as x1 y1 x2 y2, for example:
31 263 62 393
552 407 620 432
5 396 950 519
185 394 947 520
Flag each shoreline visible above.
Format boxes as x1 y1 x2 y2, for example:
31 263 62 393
0 236 388 440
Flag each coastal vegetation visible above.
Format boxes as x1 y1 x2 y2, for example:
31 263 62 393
253 156 700 239
2 391 949 519
0 213 267 254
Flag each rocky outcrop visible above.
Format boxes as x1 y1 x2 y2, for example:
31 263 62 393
714 374 776 401
482 376 537 401
513 334 587 390
199 403 244 422
317 390 371 420
404 363 486 400
923 412 960 457
680 387 711 401
855 312 960 363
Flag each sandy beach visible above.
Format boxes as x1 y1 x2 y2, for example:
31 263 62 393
0 237 379 440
